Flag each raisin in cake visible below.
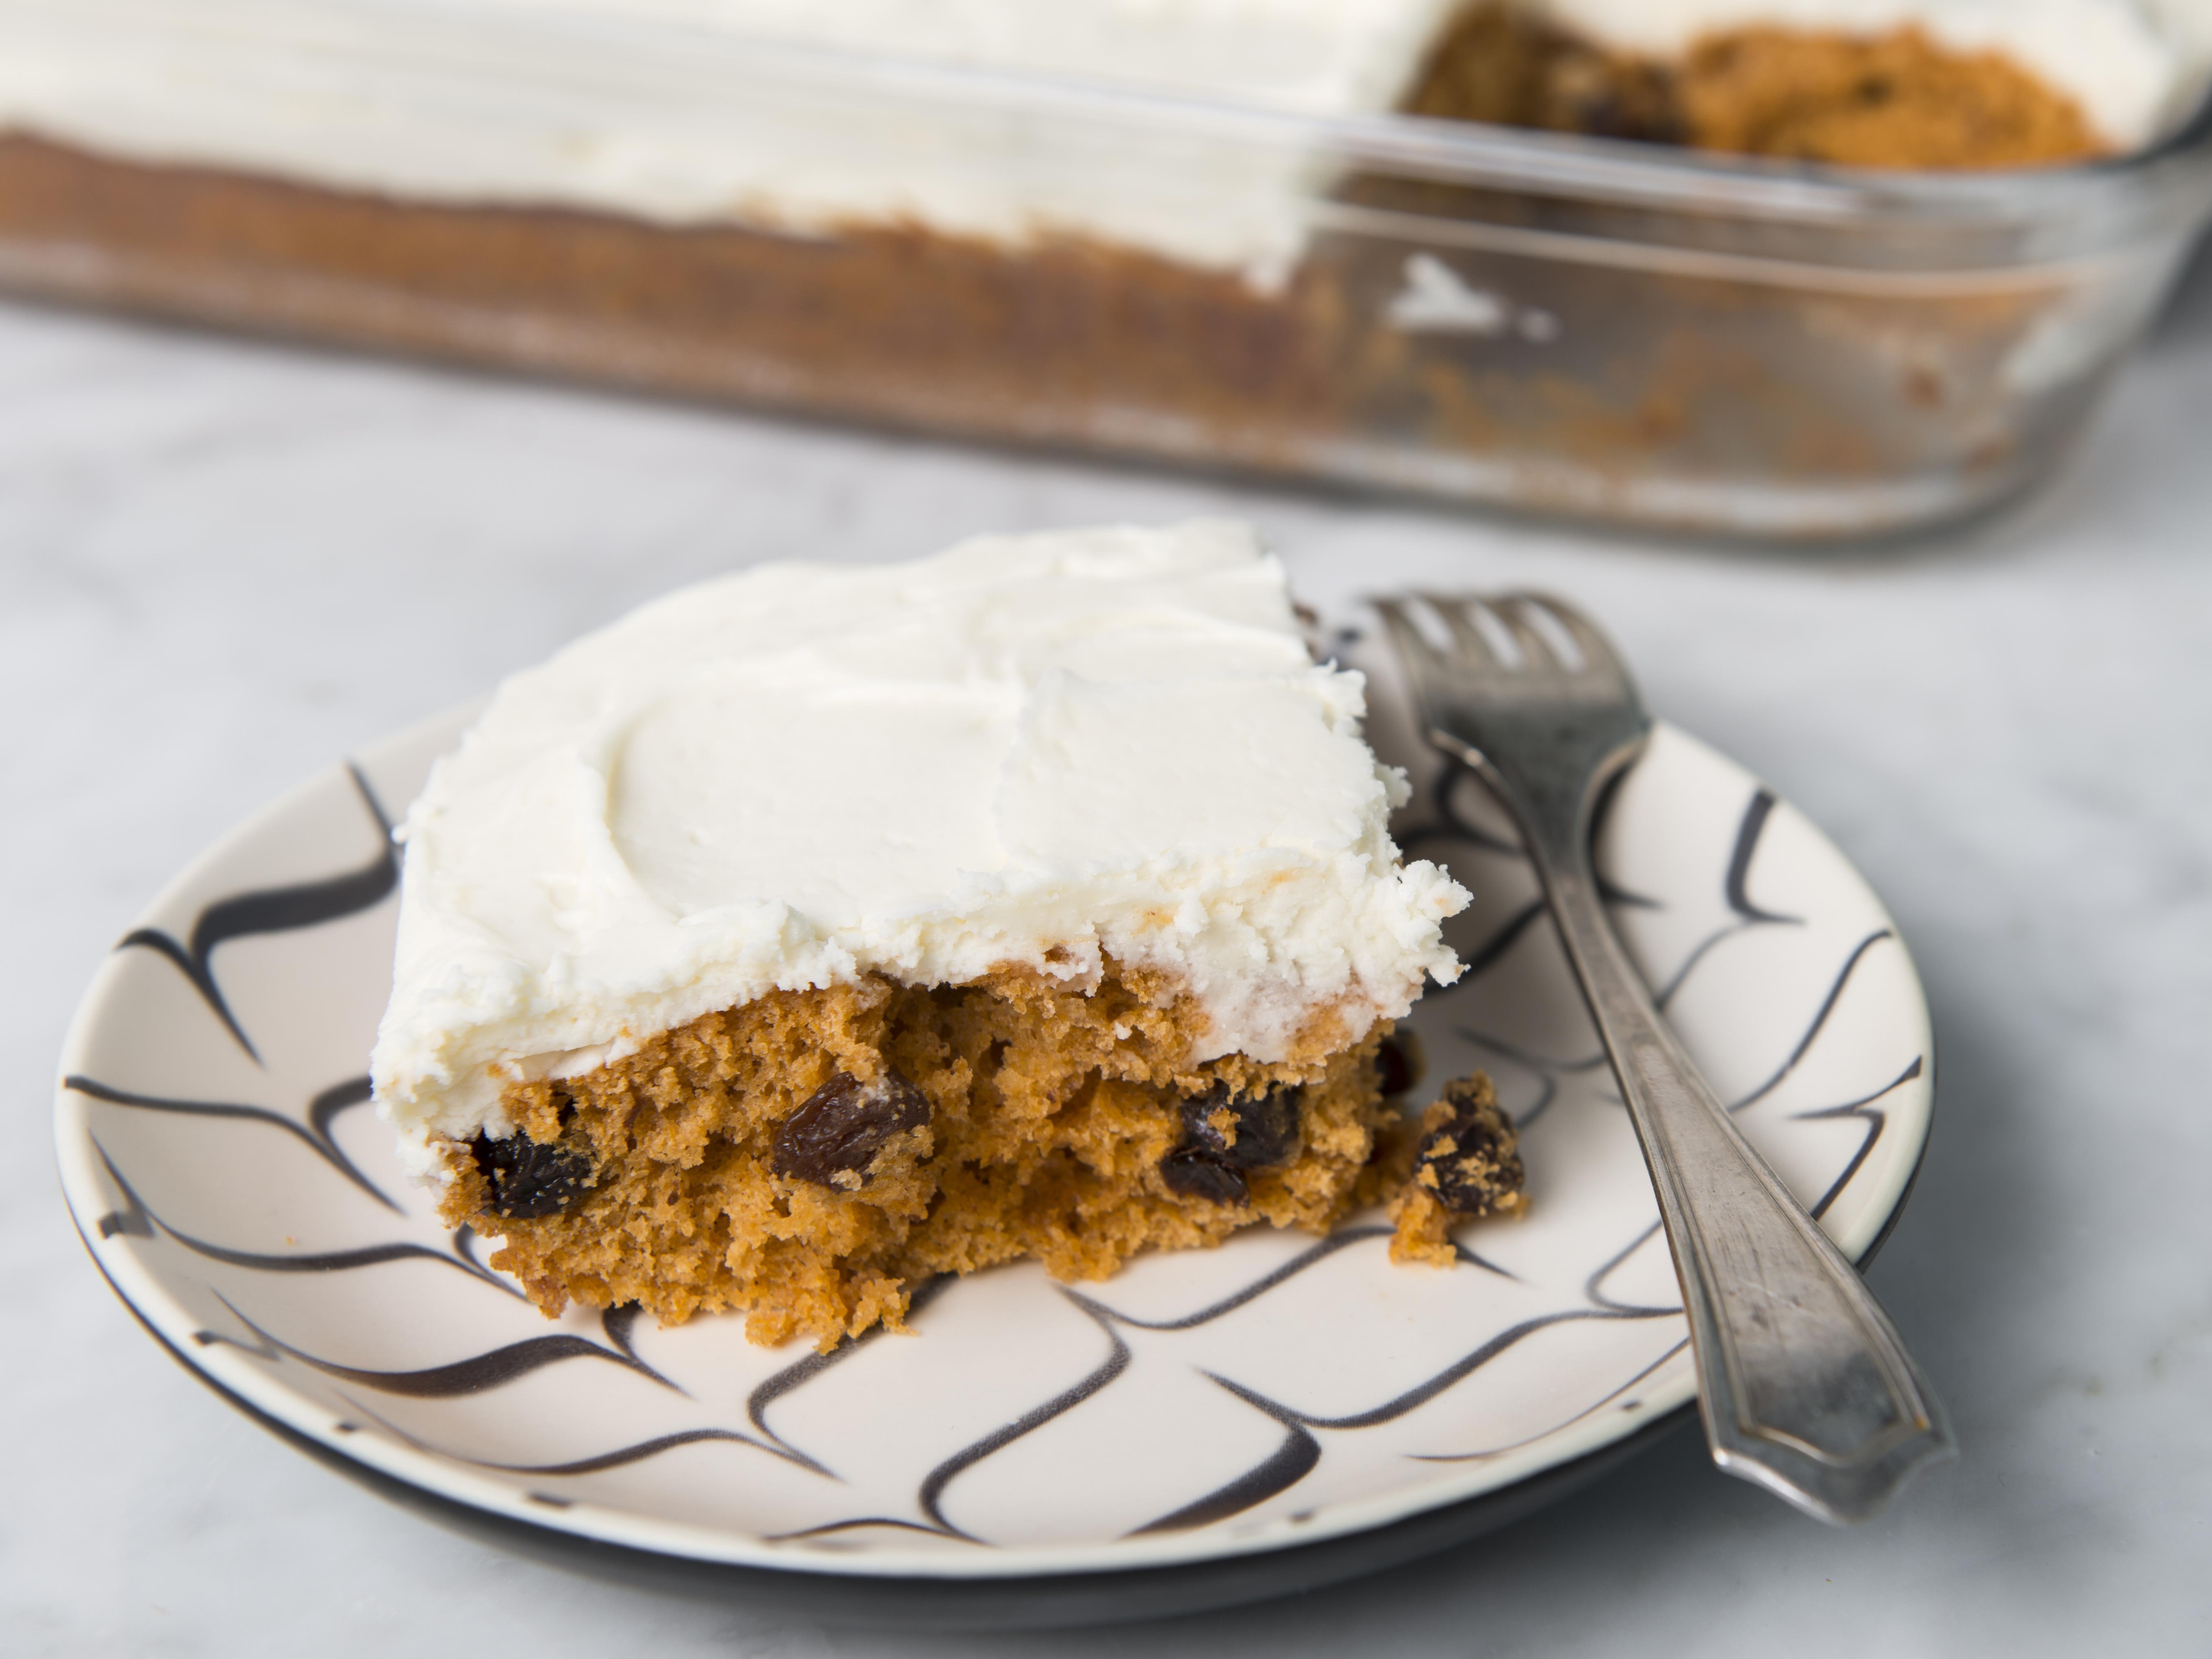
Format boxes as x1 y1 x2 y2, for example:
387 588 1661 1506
370 520 1475 1348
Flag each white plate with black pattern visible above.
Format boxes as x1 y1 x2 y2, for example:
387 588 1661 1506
53 618 1935 1625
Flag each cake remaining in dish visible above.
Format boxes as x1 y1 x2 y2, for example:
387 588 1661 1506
0 2 2201 539
1486 0 2212 165
2 3 2201 267
1406 0 2183 167
370 521 1507 1348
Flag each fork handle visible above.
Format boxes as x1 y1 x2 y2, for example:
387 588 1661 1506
1440 736 1956 1523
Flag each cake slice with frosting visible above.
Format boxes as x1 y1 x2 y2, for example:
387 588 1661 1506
370 520 1482 1348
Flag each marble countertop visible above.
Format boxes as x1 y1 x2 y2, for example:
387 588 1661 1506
7 245 2211 1656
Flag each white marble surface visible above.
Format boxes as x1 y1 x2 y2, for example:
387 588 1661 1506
6 245 2211 1655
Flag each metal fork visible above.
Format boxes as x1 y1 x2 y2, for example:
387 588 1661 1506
1376 591 1955 1525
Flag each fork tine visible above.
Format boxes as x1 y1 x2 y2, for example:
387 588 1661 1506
1511 592 1628 681
1373 598 1449 690
1413 593 1503 667
1486 596 1564 672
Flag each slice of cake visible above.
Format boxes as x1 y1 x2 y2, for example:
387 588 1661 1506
370 521 1475 1348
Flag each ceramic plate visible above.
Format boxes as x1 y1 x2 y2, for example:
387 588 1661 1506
54 622 1933 1623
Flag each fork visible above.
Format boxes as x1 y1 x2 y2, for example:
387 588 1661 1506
1375 591 1956 1525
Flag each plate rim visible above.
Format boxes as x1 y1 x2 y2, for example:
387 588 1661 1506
53 708 1938 1586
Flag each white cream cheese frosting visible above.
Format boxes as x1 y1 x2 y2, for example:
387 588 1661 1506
369 521 1470 1169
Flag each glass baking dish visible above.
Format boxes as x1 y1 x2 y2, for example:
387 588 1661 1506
2 0 2208 538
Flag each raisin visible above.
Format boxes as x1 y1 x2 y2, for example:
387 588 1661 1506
469 1130 592 1220
1375 1029 1425 1098
1411 1075 1525 1217
1159 1146 1249 1204
1179 1083 1303 1170
1158 1081 1302 1203
772 1069 931 1189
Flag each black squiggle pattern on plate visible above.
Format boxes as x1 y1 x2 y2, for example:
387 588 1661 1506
589 1304 684 1392
1654 788 1805 1010
93 1150 154 1241
1073 1229 1512 1337
742 1277 952 1480
1208 1305 1670 1435
91 1140 501 1287
334 1389 810 1477
600 1302 646 1359
116 764 397 1063
1589 767 1661 913
915 1295 1132 1541
307 1075 375 1148
1497 1064 1559 1131
1401 760 1521 860
1454 899 1548 984
1725 791 1800 926
1450 1031 1612 1079
1583 1222 1679 1318
1447 1030 1618 1131
766 1517 975 1544
66 1073 400 1213
200 1294 678 1398
1798 1056 1923 1222
1596 876 1661 913
499 1429 785 1479
1126 1382 1321 1536
449 1225 515 1290
1728 929 1896 1113
599 1304 651 1368
1457 1048 1568 1132
1409 1339 1691 1464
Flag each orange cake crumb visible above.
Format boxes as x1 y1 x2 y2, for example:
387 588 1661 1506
1389 1071 1528 1267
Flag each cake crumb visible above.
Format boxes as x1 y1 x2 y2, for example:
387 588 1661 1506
1389 1071 1527 1267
